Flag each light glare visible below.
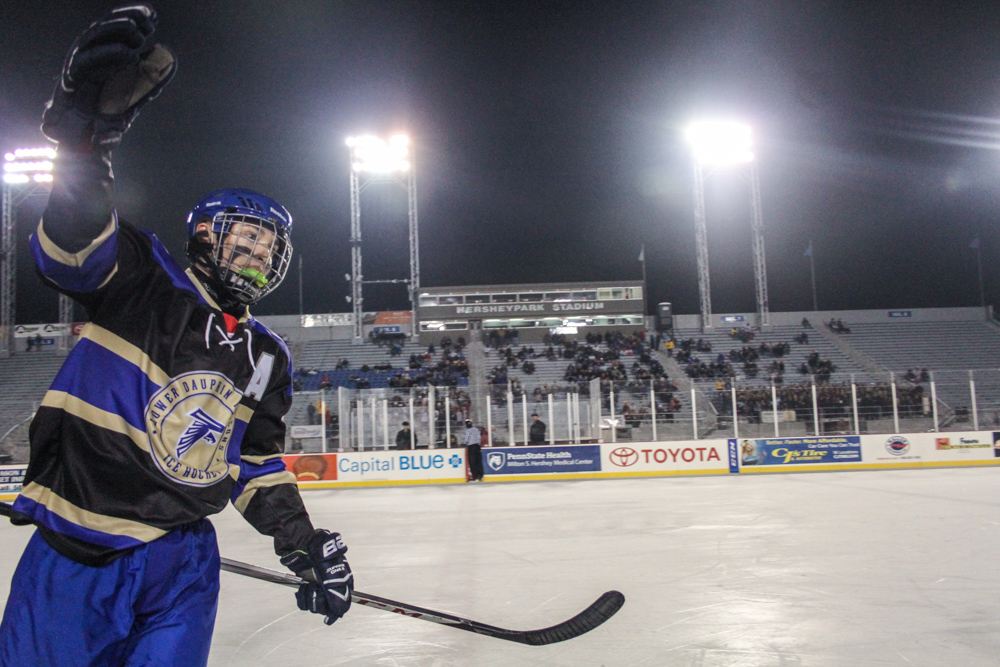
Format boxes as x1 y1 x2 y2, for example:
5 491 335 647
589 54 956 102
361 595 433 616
686 121 754 165
347 134 411 173
4 160 53 173
3 174 29 184
12 147 56 160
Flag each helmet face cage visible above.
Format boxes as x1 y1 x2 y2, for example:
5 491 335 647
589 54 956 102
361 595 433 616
209 211 292 305
186 189 293 306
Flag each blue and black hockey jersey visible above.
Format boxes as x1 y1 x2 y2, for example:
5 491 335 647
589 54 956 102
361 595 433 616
11 209 314 565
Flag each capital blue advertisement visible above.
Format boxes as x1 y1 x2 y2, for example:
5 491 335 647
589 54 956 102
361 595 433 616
284 450 467 486
0 465 27 497
731 436 862 467
483 445 602 476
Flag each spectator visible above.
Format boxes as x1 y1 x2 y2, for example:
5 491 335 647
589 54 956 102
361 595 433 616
395 421 415 450
529 413 547 444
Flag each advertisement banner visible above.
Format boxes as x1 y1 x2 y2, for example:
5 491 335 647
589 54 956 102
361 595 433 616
14 323 66 338
484 445 601 475
289 425 323 439
860 431 996 464
734 436 862 467
284 450 466 485
602 442 728 474
762 410 797 424
0 465 26 493
283 454 338 481
374 311 412 325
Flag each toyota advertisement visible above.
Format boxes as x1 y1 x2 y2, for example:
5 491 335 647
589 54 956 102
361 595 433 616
602 442 728 474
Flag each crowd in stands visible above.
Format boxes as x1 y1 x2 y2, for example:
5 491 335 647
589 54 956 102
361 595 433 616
713 382 925 422
904 368 931 384
483 330 687 423
678 326 837 386
387 337 468 388
293 336 468 391
485 328 519 348
827 319 851 334
368 329 407 355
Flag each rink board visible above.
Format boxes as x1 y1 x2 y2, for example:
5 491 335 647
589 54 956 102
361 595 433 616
2 432 1000 501
282 450 468 488
732 431 1000 473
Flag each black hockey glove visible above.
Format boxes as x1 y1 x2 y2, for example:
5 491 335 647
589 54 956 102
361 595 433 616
280 530 353 625
42 3 176 150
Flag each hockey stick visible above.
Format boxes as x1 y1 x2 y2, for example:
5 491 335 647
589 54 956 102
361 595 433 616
220 557 624 645
0 500 624 645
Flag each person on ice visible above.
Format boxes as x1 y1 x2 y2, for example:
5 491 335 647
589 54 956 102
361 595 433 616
0 5 352 665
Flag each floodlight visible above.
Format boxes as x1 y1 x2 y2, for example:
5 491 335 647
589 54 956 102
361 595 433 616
3 160 53 173
685 121 754 165
3 147 56 185
346 134 410 173
5 147 56 161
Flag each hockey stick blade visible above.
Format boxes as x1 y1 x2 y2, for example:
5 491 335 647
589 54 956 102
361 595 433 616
0 503 623 644
219 557 624 645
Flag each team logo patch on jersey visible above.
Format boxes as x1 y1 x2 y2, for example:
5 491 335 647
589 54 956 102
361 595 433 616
145 372 243 487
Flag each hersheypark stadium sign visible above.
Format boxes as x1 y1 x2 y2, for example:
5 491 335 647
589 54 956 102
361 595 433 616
421 300 639 319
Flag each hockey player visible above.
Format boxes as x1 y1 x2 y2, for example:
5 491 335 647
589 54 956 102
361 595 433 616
0 5 352 665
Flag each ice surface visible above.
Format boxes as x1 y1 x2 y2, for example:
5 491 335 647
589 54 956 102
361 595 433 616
4 468 1000 665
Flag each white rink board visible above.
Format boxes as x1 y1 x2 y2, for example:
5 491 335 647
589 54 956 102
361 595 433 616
735 430 1000 472
283 450 468 488
599 441 729 474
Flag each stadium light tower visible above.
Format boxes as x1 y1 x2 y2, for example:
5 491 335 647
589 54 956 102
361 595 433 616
685 120 770 330
346 134 420 344
2 147 56 357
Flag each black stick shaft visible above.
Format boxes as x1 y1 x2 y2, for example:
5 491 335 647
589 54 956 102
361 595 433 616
1 500 623 645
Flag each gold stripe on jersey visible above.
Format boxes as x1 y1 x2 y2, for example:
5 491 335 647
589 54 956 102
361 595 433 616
80 323 172 387
233 470 298 514
19 482 168 543
184 268 251 323
185 267 220 310
42 390 150 453
235 404 255 423
36 215 117 267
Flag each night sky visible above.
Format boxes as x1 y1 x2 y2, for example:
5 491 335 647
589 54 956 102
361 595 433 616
3 1 1000 324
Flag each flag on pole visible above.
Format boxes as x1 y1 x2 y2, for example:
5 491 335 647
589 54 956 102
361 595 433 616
804 241 813 257
638 245 645 263
970 236 980 249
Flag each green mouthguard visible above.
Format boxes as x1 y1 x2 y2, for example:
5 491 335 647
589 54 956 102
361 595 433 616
237 267 269 287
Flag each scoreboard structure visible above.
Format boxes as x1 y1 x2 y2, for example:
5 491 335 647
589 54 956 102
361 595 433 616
415 280 646 344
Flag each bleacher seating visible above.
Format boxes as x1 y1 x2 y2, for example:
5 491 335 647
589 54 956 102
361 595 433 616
0 353 65 456
294 338 468 390
834 319 1000 414
480 333 699 441
671 323 875 385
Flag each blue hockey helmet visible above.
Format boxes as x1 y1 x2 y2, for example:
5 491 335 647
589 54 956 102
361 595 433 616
185 188 293 305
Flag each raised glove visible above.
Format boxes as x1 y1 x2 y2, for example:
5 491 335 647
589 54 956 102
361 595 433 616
280 530 353 625
42 3 176 150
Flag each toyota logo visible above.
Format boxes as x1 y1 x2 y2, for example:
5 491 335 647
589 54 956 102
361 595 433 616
609 447 638 467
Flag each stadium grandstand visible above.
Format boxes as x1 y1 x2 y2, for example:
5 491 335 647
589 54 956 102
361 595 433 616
2 303 1000 463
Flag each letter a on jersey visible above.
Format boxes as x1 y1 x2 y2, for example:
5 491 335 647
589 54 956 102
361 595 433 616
245 352 274 400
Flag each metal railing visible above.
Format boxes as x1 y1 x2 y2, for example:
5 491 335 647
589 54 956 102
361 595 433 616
286 369 1000 452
